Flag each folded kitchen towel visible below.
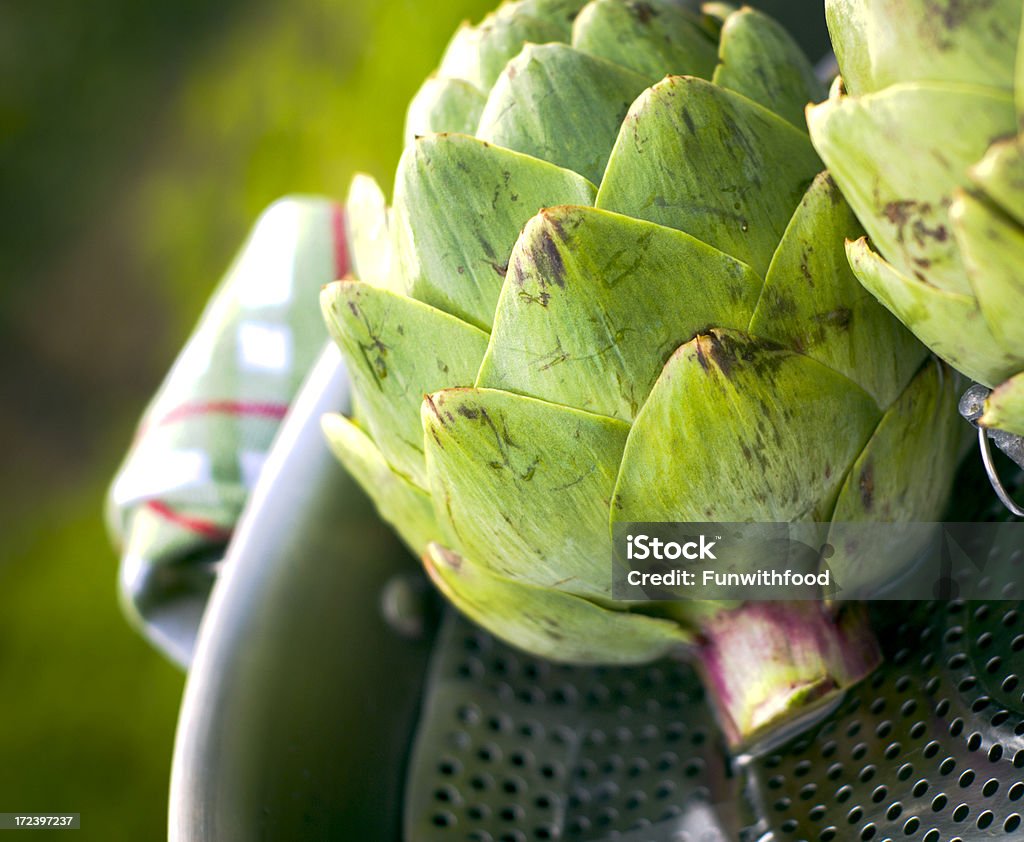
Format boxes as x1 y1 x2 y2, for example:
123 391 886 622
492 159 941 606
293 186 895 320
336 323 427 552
107 196 349 665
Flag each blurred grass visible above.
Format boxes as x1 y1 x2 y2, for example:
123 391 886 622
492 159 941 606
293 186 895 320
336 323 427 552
0 0 824 837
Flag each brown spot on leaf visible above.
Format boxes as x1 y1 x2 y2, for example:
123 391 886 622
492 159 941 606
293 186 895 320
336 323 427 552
537 225 567 288
925 0 993 32
694 337 710 372
859 462 874 511
813 307 853 330
883 199 915 231
706 332 736 379
424 393 444 424
681 107 695 134
821 173 843 205
770 291 798 317
883 199 948 247
457 404 480 420
440 547 462 571
630 1 658 24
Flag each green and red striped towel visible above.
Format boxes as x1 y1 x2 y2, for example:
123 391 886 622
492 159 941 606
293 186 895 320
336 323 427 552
107 196 348 663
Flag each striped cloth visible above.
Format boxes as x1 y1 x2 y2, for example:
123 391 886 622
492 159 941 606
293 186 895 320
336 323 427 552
107 196 348 663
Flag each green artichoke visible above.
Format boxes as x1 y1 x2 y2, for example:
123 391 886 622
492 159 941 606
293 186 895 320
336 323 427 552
323 0 962 743
808 0 1024 438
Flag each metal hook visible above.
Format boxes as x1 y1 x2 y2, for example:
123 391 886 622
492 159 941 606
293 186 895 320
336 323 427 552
977 426 1024 517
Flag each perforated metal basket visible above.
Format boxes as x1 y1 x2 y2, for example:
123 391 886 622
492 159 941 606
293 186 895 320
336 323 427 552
402 597 1024 842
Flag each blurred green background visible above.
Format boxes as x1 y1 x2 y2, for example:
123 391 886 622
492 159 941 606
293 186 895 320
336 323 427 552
0 1 826 838
0 1 496 838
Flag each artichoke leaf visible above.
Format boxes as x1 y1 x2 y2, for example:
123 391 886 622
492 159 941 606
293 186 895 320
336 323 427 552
438 11 565 92
824 0 1021 95
476 43 651 185
807 83 1016 297
847 237 1021 388
570 0 718 84
982 370 1024 436
404 76 487 146
951 189 1024 354
392 133 597 329
611 329 880 523
827 360 961 594
712 7 825 130
321 280 489 487
424 543 692 664
478 204 762 420
968 137 1024 227
751 172 927 409
510 0 590 38
598 76 822 278
345 175 394 292
422 387 629 600
322 414 440 554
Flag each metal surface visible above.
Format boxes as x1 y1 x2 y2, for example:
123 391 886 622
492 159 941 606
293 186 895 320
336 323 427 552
404 600 1024 842
744 599 1024 842
405 611 740 842
169 346 437 841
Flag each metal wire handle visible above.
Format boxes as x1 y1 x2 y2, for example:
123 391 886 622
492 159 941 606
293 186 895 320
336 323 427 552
978 426 1024 517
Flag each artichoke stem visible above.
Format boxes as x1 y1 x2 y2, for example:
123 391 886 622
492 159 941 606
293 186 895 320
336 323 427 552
688 601 880 747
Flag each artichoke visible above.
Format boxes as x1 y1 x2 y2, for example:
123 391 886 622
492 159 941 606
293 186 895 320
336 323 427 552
322 0 962 743
808 0 1024 439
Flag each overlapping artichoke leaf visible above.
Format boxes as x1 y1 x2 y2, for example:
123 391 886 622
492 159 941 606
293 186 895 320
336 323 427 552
345 175 394 292
477 204 762 420
983 371 1024 436
570 0 718 83
846 237 1021 388
437 9 566 91
475 43 651 184
824 0 1021 96
807 83 1016 297
610 329 881 524
750 171 927 409
404 77 487 144
511 0 591 38
321 280 489 487
712 6 824 129
597 75 822 279
392 133 597 329
968 137 1024 226
321 413 439 554
422 386 628 600
952 189 1024 354
827 359 962 593
423 543 691 665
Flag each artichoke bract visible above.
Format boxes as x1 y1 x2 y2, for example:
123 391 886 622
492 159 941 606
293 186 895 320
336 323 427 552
323 0 962 743
808 0 1024 438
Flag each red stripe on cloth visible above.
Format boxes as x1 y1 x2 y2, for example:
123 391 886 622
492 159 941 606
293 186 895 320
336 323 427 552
145 500 232 542
154 400 289 428
331 204 350 278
